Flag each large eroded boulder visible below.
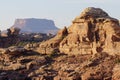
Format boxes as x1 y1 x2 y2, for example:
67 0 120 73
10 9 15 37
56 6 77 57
37 7 120 55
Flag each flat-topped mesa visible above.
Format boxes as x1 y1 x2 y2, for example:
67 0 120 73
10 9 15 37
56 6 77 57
37 7 120 55
12 18 59 34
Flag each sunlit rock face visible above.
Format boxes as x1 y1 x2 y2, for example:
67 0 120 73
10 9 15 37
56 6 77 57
37 7 120 55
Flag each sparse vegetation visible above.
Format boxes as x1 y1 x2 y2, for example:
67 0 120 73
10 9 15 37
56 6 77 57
12 41 37 47
115 58 120 64
48 50 59 58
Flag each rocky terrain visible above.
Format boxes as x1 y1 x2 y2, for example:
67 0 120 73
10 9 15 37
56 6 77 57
0 27 54 48
0 7 120 80
0 47 120 80
0 27 21 48
12 18 59 34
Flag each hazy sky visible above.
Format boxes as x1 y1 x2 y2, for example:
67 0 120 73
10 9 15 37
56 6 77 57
0 0 119 30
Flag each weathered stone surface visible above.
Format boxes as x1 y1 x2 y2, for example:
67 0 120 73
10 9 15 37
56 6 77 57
37 27 68 54
0 46 27 56
37 7 120 55
112 64 120 80
79 7 109 19
8 46 27 55
0 48 118 80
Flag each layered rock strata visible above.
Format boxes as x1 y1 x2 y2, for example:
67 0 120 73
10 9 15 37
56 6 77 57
37 7 120 55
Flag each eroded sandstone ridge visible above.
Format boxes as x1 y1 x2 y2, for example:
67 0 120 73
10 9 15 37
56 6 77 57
38 7 120 55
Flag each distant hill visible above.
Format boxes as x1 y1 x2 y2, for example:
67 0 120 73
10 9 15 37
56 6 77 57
11 18 59 34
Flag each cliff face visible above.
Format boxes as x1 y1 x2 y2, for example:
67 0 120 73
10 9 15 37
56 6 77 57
37 7 120 55
12 18 59 34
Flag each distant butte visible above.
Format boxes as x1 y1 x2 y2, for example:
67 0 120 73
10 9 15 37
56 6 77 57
12 18 59 34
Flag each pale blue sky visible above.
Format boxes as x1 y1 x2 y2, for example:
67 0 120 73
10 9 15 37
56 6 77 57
0 0 119 30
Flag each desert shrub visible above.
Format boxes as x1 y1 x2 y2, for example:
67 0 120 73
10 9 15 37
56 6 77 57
13 41 32 47
48 50 59 58
115 58 120 64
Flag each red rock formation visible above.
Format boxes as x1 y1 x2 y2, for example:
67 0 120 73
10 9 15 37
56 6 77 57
37 7 120 55
37 27 68 54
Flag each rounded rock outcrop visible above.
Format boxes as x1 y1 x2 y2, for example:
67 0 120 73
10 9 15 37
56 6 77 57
79 7 109 19
37 7 120 55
